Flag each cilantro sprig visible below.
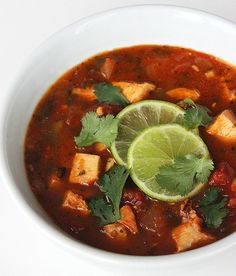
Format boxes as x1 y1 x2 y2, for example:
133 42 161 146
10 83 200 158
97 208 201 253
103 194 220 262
183 98 212 129
94 82 129 107
156 154 214 196
89 165 129 226
74 112 118 147
198 187 228 228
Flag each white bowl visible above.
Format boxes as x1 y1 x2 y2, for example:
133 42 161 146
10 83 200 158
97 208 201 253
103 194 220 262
0 4 236 269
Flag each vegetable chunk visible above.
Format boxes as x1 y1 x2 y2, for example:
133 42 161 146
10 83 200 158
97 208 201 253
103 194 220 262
69 153 101 185
72 87 97 101
62 191 90 215
100 58 116 80
166 88 200 101
207 109 236 141
112 81 156 103
172 211 214 252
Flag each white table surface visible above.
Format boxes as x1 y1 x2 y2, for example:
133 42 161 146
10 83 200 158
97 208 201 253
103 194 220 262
0 0 236 275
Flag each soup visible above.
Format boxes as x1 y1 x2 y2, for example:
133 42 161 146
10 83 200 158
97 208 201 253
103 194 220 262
25 45 236 255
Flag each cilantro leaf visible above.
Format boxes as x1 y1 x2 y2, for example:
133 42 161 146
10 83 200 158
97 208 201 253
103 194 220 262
99 165 130 218
198 187 219 206
198 187 228 228
88 198 117 227
74 112 118 147
156 154 214 196
89 165 129 226
183 98 212 129
94 82 129 106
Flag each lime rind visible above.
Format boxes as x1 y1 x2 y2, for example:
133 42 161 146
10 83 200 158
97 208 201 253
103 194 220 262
116 100 185 120
127 124 209 202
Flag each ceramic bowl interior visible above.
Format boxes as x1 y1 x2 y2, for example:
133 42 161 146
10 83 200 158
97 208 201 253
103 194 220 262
1 5 236 267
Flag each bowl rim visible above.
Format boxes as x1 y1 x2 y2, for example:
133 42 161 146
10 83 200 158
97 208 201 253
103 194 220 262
0 4 236 267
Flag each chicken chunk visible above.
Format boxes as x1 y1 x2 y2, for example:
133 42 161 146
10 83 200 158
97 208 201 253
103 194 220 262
172 211 214 252
103 205 138 240
112 81 156 103
73 82 156 104
103 223 128 240
72 87 97 101
166 88 200 101
62 190 90 215
118 205 138 234
69 153 101 185
207 109 236 142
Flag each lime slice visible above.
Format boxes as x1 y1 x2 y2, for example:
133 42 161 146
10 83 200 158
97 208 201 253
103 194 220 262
111 100 185 166
127 124 209 202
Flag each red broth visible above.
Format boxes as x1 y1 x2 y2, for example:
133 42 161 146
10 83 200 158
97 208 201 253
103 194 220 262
25 45 236 255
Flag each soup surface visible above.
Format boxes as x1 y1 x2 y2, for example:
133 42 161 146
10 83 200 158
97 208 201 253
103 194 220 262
25 45 236 255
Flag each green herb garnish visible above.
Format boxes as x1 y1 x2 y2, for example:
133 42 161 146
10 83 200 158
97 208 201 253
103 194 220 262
156 154 214 196
88 198 116 226
198 187 228 228
89 165 129 226
74 112 118 147
183 98 212 129
94 82 129 106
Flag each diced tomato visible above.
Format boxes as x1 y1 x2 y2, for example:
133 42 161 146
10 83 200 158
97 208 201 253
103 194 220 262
208 162 236 210
208 162 235 193
228 178 236 209
231 178 236 192
122 187 146 211
229 198 236 208
194 56 213 72
42 145 54 161
65 106 82 128
171 62 192 74
48 172 62 188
